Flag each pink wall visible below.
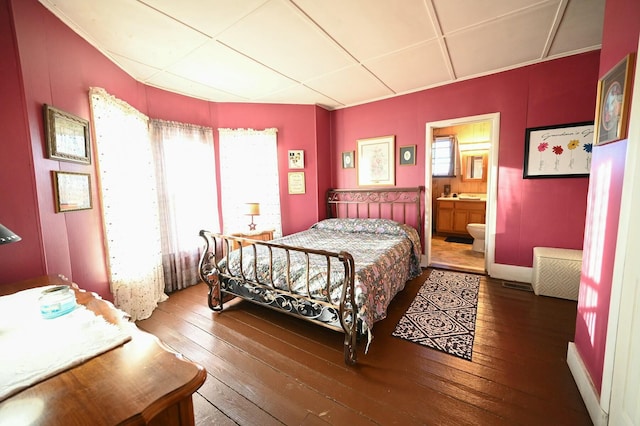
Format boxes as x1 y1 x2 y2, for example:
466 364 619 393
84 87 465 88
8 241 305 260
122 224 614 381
315 106 332 219
577 139 627 393
573 0 640 395
332 53 599 266
0 0 44 282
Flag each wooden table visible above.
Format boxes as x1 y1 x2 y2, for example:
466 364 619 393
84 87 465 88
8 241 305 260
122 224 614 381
0 275 206 425
230 229 275 250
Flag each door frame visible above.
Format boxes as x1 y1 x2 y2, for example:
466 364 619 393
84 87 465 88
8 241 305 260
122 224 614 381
424 113 500 275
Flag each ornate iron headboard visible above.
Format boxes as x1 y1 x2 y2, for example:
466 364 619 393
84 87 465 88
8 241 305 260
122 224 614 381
326 186 424 240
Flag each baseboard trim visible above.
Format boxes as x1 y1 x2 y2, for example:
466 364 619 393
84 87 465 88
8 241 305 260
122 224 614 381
567 342 608 426
487 263 532 283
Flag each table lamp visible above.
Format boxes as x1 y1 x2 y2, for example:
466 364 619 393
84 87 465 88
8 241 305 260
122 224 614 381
0 223 21 245
244 203 260 231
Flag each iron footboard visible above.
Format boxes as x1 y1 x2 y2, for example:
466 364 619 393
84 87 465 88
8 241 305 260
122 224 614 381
198 230 359 365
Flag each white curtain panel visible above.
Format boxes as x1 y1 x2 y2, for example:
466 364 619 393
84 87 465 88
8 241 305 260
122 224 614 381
89 87 167 321
218 128 282 236
150 119 219 292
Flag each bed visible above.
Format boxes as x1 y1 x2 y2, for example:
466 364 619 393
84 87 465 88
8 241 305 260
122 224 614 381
198 187 424 364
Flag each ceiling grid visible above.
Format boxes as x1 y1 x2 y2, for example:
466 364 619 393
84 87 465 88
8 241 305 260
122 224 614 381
38 0 605 110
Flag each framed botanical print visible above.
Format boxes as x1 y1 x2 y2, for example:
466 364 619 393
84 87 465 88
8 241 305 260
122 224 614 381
356 135 395 186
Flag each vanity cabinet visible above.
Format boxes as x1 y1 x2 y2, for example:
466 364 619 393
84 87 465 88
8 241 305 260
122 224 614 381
436 200 486 235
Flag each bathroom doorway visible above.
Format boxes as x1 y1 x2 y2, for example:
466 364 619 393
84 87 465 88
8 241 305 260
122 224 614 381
424 113 500 275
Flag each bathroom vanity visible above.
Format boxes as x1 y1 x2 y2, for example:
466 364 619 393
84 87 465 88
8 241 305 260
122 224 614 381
436 197 486 235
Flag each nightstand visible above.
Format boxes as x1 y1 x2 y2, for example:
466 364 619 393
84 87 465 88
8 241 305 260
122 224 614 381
231 229 275 250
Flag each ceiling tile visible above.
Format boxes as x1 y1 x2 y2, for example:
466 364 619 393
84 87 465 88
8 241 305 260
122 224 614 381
147 71 249 102
255 84 342 110
433 0 554 34
142 0 269 37
165 40 298 99
40 0 209 69
446 2 559 78
305 65 394 106
218 0 354 81
364 40 451 93
294 0 436 61
107 52 162 81
549 0 605 56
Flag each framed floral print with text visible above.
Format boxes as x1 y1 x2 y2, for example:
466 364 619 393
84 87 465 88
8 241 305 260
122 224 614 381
594 53 635 145
523 121 594 179
357 135 395 186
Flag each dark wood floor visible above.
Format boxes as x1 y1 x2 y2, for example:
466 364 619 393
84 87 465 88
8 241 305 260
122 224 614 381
136 268 591 426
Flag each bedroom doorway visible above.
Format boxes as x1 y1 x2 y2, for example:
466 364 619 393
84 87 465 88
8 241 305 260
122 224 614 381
424 113 500 276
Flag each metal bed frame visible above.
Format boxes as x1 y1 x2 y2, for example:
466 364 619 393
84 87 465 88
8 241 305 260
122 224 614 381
198 186 423 365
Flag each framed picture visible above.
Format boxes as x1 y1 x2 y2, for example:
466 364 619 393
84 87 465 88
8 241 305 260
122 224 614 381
52 171 92 212
43 104 91 164
288 150 304 169
399 145 416 166
523 121 594 179
342 151 355 169
288 172 305 194
357 135 395 186
594 53 635 145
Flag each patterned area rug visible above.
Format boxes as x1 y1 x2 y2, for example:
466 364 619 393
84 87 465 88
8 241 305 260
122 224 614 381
392 269 480 361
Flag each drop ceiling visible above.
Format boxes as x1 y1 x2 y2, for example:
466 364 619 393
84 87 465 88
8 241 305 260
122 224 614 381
38 0 605 110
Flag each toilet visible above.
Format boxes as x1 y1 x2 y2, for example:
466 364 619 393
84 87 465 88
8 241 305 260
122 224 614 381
466 223 486 253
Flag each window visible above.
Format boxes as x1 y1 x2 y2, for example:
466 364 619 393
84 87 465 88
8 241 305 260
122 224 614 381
218 128 282 236
150 119 219 292
432 136 457 177
90 87 167 320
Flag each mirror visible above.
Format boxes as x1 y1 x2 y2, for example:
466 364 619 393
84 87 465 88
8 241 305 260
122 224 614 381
461 153 487 182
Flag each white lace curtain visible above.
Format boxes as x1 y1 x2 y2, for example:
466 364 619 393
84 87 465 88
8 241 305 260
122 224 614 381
218 128 282 236
89 87 167 320
150 119 219 292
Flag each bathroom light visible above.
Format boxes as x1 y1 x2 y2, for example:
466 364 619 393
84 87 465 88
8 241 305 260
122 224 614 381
459 142 491 152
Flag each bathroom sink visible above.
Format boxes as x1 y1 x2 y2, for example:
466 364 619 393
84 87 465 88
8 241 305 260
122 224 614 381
458 195 481 200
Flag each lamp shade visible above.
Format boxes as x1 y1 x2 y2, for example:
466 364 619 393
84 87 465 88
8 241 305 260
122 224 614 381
0 223 21 245
244 203 260 216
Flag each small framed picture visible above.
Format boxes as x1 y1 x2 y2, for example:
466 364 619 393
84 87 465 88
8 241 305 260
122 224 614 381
288 150 304 169
399 145 416 166
594 53 635 145
52 171 92 212
342 151 355 169
43 104 91 164
288 172 305 194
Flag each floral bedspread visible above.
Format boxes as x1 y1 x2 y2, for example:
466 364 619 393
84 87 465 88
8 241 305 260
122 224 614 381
223 218 422 334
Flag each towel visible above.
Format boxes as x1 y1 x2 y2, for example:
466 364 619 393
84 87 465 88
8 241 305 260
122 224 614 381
0 286 132 401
